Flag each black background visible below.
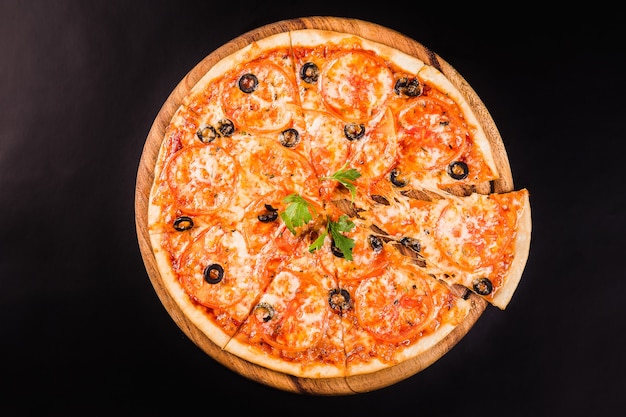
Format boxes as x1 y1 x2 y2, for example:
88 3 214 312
1 1 624 415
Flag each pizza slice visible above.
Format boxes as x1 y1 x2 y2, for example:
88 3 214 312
337 260 473 376
291 29 498 195
224 223 347 378
363 186 531 309
309 220 473 376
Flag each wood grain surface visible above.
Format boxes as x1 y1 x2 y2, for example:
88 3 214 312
134 16 513 395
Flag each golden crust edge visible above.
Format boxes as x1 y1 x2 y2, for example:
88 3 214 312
492 189 532 309
184 31 293 107
344 298 473 376
222 336 346 379
417 65 499 180
149 231 234 349
289 28 426 74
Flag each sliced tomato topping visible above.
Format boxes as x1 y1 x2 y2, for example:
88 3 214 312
355 265 435 343
304 110 351 177
321 50 394 123
396 96 469 170
435 197 513 270
254 270 329 351
220 60 297 133
176 226 251 309
245 138 317 197
165 145 238 215
350 107 399 185
302 110 352 199
241 190 289 254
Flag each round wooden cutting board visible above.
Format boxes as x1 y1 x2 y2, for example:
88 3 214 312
135 16 514 395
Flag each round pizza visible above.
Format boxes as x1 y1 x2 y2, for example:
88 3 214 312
145 28 532 380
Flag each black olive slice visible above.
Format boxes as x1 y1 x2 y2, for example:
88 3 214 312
400 237 421 252
257 204 279 223
368 234 384 252
203 263 224 284
299 62 319 83
394 76 422 97
344 123 365 141
254 302 275 322
447 161 469 180
389 168 407 187
217 119 235 137
238 73 258 93
196 125 219 143
279 128 300 148
173 216 194 231
473 277 493 296
257 211 278 223
328 288 352 312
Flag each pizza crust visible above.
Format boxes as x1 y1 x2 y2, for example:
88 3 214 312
223 329 346 379
417 65 498 181
150 234 234 349
185 31 293 106
290 29 426 75
491 190 532 308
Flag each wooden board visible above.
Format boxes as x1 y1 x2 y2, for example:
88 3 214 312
135 16 513 395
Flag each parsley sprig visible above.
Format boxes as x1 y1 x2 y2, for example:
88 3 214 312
279 166 361 260
320 163 361 201
279 193 315 235
309 215 356 260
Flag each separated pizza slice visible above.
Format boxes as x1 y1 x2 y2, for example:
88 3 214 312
363 186 531 309
428 189 531 309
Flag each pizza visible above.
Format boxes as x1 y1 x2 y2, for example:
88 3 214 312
145 28 532 380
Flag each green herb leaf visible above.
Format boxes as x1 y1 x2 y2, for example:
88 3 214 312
308 232 327 253
321 164 361 201
280 193 314 235
328 215 356 261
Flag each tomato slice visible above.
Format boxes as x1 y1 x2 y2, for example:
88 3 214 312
355 265 435 343
303 109 351 174
396 96 468 170
253 269 329 351
166 145 238 215
350 107 399 185
220 60 297 133
176 225 251 309
244 138 317 198
241 190 290 254
321 50 394 123
435 197 513 270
